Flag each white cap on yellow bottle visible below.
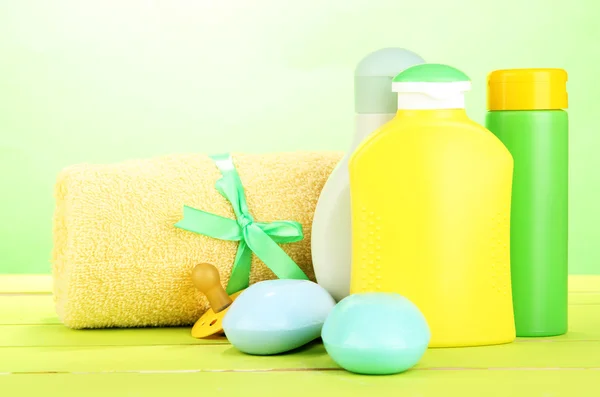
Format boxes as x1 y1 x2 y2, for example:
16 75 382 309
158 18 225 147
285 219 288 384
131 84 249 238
392 64 472 110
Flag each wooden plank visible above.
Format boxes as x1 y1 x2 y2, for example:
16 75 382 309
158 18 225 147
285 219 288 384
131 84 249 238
519 305 600 342
0 324 227 347
0 275 52 294
423 340 600 369
1 370 599 397
0 295 60 325
1 298 599 347
569 275 600 293
0 342 330 373
569 292 600 305
2 339 600 374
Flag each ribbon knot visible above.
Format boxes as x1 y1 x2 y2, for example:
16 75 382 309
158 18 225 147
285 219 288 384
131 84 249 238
238 213 254 229
175 153 308 294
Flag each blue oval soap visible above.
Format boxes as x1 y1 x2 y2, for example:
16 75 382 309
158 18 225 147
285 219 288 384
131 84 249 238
321 293 430 375
222 279 336 355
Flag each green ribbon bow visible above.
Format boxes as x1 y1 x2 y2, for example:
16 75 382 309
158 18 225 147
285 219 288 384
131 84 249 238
175 153 308 294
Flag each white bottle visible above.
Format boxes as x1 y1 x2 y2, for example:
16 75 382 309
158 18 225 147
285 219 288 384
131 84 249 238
311 48 425 302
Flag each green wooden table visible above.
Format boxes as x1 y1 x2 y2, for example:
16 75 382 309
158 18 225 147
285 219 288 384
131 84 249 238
1 276 600 396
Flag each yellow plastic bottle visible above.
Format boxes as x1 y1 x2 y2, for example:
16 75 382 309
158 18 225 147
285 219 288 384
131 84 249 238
349 64 516 347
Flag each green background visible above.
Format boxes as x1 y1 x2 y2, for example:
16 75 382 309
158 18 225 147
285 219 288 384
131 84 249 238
0 0 598 274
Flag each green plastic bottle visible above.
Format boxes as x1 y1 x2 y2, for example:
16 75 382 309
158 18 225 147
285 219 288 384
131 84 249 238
485 69 568 337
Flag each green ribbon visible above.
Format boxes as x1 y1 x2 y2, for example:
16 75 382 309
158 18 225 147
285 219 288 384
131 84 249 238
175 153 308 294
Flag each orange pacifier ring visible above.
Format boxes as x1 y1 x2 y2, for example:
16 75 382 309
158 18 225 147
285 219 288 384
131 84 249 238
191 290 243 338
190 262 244 339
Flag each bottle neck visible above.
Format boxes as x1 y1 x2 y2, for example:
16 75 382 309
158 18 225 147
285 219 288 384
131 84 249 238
395 108 469 120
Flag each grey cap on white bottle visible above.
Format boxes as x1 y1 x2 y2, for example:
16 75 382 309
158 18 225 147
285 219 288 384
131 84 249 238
355 48 425 114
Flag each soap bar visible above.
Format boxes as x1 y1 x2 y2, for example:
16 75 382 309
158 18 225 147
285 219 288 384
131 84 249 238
222 279 336 355
321 293 430 375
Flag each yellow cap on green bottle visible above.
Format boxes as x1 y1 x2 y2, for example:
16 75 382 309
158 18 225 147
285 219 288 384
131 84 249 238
487 68 568 111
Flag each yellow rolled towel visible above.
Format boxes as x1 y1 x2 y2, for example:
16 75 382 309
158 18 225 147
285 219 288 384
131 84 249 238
52 151 343 329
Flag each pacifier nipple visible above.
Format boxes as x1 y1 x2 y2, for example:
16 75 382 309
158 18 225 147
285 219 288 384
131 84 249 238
192 263 233 314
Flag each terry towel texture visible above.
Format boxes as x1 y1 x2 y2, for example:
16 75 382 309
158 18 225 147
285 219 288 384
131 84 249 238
52 152 343 329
